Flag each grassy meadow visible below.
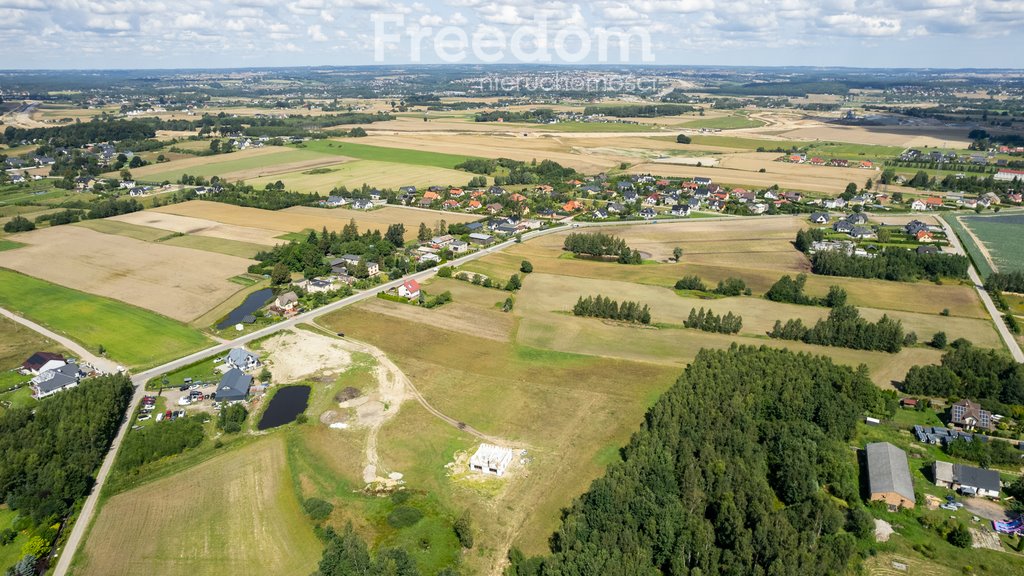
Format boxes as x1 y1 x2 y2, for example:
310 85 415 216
0 269 212 368
960 213 1024 273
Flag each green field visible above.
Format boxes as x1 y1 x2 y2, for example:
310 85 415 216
943 214 994 279
688 134 807 150
680 114 765 130
959 213 1024 273
298 140 481 169
0 240 24 252
0 269 212 368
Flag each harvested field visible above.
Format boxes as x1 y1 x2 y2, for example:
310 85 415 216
74 438 320 576
111 211 284 245
779 125 971 148
122 147 339 183
627 161 881 195
152 201 478 241
74 219 174 242
159 234 267 259
246 159 475 192
359 296 513 342
0 226 253 322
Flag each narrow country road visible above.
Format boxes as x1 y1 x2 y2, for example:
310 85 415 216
938 217 1024 362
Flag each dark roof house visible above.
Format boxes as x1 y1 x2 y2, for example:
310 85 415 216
217 368 253 403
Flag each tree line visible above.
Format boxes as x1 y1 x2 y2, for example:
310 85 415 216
507 346 891 576
810 247 969 282
986 271 1024 294
765 273 848 307
563 232 642 264
582 104 694 117
684 307 742 334
901 340 1024 406
573 295 651 324
769 305 907 353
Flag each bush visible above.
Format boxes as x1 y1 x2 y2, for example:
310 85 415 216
217 404 248 433
303 497 334 522
947 523 972 548
387 506 423 528
676 134 691 144
3 215 35 233
713 277 748 297
520 260 533 274
674 275 707 291
454 511 474 549
437 266 453 278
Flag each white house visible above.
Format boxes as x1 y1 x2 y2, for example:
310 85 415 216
398 279 421 300
469 443 514 477
31 363 83 399
275 291 298 310
911 199 928 211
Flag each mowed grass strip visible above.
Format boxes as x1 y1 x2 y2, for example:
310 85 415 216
159 234 267 259
298 139 482 169
76 437 320 576
74 219 175 242
0 239 24 252
0 269 212 368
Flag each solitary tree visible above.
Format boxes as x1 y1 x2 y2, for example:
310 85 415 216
931 331 948 349
520 260 533 274
672 247 683 261
676 134 691 144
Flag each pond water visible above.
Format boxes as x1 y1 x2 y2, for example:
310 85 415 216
257 386 310 430
216 288 273 329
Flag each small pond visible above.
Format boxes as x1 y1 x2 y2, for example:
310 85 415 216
217 288 273 329
257 385 310 430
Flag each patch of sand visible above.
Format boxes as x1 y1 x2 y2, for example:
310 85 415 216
260 330 353 383
874 518 894 542
970 527 1003 551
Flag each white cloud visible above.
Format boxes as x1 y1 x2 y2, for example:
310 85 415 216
308 23 328 40
85 16 131 30
821 13 902 36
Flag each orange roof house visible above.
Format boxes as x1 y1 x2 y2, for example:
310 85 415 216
423 191 440 200
563 200 584 212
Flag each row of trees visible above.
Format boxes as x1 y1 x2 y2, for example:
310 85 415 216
986 271 1024 294
901 340 1024 405
572 295 651 324
683 307 742 334
563 232 642 264
811 248 969 282
508 346 890 576
0 374 133 526
769 305 907 353
582 104 694 117
765 274 848 307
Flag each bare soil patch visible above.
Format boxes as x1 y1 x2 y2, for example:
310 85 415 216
111 211 284 245
260 330 354 383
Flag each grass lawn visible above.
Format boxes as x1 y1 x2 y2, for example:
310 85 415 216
0 269 212 368
0 506 30 573
146 354 223 390
77 437 321 576
298 140 481 169
0 239 25 252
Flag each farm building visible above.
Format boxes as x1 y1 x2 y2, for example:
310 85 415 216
224 348 260 371
31 363 83 399
865 442 916 510
933 461 1001 498
217 368 253 403
469 444 514 477
20 351 66 375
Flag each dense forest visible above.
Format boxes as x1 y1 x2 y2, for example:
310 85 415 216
765 274 847 307
317 524 423 576
683 307 742 334
474 109 555 123
810 248 969 282
901 340 1024 405
573 295 651 324
508 346 890 576
769 305 906 353
2 119 159 147
563 232 642 263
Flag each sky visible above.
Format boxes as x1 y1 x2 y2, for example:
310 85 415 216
0 0 1023 70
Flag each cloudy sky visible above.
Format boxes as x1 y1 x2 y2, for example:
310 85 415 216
0 0 1022 69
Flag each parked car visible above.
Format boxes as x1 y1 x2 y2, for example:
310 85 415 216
156 413 165 422
174 410 185 419
178 385 189 391
203 394 209 400
164 410 172 420
137 414 151 421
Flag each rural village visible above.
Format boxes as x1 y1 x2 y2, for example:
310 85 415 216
0 61 1024 576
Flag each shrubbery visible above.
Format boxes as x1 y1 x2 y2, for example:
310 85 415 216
573 295 651 324
684 307 742 334
770 305 905 352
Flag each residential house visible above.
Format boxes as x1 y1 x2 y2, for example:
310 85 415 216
606 202 626 214
563 200 584 212
925 197 943 209
431 234 455 248
31 363 83 399
865 442 916 510
592 209 608 219
833 220 854 234
398 279 421 300
339 255 379 276
846 213 869 225
128 187 148 197
916 230 934 242
119 180 135 189
449 240 469 254
217 368 253 403
296 277 342 293
850 226 876 240
822 198 846 210
225 348 260 371
810 212 829 224
639 207 657 219
933 461 1001 498
399 186 417 195
694 177 712 186
951 399 993 431
670 204 691 217
485 203 503 214
917 245 940 255
911 199 928 211
469 443 514 476
351 199 374 210
20 352 65 375
275 291 298 310
468 233 494 246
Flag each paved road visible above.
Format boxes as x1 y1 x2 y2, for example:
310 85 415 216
938 218 1024 363
0 308 121 374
